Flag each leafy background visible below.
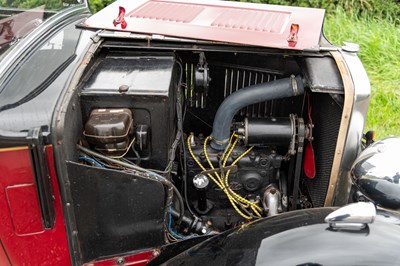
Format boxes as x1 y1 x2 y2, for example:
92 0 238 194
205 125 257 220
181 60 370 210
86 0 400 139
0 0 77 9
1 0 399 138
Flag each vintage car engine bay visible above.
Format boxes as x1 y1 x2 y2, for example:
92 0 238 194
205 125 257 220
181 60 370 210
1 0 389 264
56 40 345 262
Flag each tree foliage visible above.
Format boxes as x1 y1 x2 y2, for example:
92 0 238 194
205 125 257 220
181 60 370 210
5 0 399 22
87 0 114 13
231 0 400 23
0 0 78 10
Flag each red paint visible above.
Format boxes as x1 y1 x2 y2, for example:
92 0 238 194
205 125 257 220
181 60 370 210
84 0 325 50
287 23 299 47
304 143 316 179
6 184 43 235
84 249 157 266
0 147 71 265
113 6 127 29
304 95 316 179
0 241 11 266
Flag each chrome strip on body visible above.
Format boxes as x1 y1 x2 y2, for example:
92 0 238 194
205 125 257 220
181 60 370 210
333 50 370 205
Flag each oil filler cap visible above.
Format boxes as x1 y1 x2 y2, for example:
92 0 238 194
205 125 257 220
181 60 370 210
193 174 209 190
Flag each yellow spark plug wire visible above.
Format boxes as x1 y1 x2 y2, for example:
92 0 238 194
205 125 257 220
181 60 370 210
187 134 223 189
204 134 262 218
203 137 249 209
187 134 252 220
223 142 263 217
222 134 239 167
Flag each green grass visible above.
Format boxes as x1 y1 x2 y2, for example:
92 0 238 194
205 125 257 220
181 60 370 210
69 0 400 139
324 9 400 139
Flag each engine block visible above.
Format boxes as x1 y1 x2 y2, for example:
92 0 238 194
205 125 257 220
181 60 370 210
186 134 286 228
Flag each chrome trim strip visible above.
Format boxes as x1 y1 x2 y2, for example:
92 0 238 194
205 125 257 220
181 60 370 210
324 50 370 206
339 50 370 170
333 50 370 206
324 51 355 206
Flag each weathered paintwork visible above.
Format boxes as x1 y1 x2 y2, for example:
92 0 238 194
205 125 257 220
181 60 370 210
0 147 70 265
84 0 325 50
0 1 377 265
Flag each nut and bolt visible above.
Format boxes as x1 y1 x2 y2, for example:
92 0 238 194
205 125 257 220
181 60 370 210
116 257 125 265
118 85 129 93
152 249 161 257
201 226 207 234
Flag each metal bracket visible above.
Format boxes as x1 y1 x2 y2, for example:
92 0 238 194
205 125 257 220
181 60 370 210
290 74 299 96
290 118 305 211
27 127 55 229
201 165 238 175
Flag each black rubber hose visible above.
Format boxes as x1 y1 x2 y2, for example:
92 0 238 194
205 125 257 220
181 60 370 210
170 208 216 235
171 208 195 227
210 75 304 150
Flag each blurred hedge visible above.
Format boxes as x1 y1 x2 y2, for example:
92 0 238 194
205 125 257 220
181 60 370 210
231 0 400 23
3 0 400 21
88 0 400 24
88 0 114 13
0 0 76 9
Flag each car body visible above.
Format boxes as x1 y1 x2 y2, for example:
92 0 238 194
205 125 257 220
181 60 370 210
0 0 397 265
161 205 400 266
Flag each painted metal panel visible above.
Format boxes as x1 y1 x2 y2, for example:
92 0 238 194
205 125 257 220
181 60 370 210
0 241 11 266
0 7 44 46
84 0 325 50
83 249 157 266
5 184 43 235
0 147 70 265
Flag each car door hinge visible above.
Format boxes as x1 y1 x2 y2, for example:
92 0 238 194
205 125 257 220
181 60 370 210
27 127 55 229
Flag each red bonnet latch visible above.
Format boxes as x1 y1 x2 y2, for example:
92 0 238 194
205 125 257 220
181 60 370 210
113 6 127 29
287 23 299 47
